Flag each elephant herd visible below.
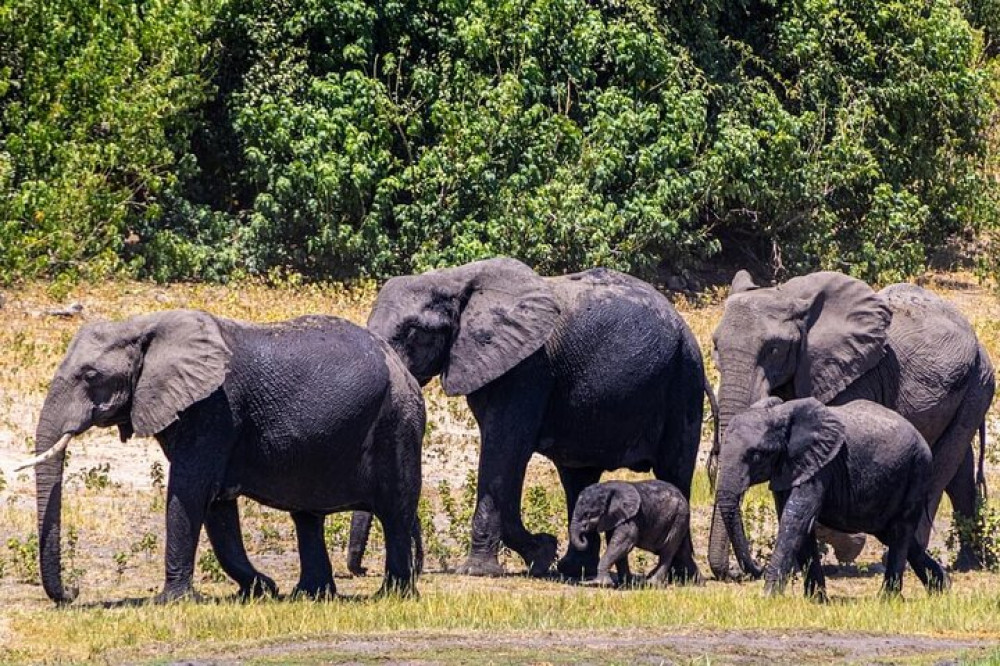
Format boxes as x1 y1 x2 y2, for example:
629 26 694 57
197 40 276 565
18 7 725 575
16 258 994 604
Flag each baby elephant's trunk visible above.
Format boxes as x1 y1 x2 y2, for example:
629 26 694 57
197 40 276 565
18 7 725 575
570 522 590 551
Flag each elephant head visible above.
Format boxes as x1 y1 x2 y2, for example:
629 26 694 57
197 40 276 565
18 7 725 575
714 397 845 578
21 310 230 603
367 258 560 396
707 270 889 578
569 482 640 551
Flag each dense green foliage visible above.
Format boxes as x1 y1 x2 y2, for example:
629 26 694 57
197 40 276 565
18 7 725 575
1 0 997 284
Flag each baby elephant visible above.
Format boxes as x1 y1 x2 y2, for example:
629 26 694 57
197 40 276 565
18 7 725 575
715 396 949 599
569 480 695 587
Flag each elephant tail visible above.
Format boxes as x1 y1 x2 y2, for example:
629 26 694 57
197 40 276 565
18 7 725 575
977 420 988 502
704 372 721 491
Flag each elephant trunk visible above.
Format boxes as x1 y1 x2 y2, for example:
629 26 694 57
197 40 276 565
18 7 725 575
717 490 763 579
570 521 590 551
34 385 82 603
347 511 373 576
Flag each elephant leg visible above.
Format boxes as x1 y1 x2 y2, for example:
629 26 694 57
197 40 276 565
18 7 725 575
586 524 636 588
946 448 980 571
923 363 993 569
291 511 335 599
906 538 950 593
795 532 827 601
555 465 603 578
460 359 555 577
347 511 373 577
653 377 702 584
204 498 277 599
375 507 417 597
765 483 823 596
156 464 215 603
880 526 914 597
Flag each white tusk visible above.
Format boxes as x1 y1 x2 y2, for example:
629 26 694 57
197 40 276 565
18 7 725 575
14 433 73 472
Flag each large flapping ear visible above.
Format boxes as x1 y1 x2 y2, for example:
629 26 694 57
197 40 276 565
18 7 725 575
781 272 891 403
730 269 760 294
770 398 845 492
440 258 560 396
131 310 231 436
605 482 641 528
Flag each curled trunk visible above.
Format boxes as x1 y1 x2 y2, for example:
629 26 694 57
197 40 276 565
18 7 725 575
570 523 589 551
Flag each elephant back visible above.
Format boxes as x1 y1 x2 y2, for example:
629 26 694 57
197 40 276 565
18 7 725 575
876 284 979 430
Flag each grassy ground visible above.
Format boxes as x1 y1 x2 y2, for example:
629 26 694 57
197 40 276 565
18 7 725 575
2 273 1000 664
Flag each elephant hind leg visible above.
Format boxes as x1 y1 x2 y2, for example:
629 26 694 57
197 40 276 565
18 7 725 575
906 539 950 593
205 499 277 599
375 505 418 597
291 511 335 599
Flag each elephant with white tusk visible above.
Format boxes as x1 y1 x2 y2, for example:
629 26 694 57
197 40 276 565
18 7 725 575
27 310 425 604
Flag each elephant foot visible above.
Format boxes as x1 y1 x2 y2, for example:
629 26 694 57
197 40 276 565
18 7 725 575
667 558 702 586
154 585 205 604
523 534 558 577
580 574 615 588
238 574 278 601
762 579 785 597
556 551 598 580
348 563 368 577
952 545 982 572
456 553 506 577
375 576 419 599
291 579 337 600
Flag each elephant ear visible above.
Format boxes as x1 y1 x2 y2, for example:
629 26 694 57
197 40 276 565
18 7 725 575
605 483 641 528
770 398 845 492
782 271 891 404
441 258 560 396
730 269 760 294
132 310 231 436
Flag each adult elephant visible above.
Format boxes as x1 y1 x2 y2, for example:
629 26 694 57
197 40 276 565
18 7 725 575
707 271 994 579
349 258 716 580
20 310 424 603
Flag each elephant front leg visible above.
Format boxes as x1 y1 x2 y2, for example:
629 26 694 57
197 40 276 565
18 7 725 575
765 484 823 597
157 468 214 603
291 511 335 598
584 524 636 588
460 370 555 577
204 498 277 600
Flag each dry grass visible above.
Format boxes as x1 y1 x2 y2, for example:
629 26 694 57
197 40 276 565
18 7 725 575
1 272 1000 664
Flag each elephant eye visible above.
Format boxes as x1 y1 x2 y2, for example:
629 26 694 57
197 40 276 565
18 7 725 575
82 368 100 383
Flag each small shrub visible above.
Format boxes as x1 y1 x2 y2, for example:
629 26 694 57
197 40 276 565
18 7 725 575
113 551 129 581
131 532 158 560
946 499 1000 571
197 551 227 583
76 463 114 491
323 512 352 552
149 461 165 490
7 533 39 584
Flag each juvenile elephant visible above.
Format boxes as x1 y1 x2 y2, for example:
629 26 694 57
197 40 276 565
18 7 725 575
20 310 424 603
708 271 994 578
569 480 694 587
717 397 949 598
351 258 715 580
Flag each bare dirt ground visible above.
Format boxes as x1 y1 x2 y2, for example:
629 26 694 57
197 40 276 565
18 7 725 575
165 628 997 665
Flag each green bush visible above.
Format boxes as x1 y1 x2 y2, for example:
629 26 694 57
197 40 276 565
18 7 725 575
1 0 997 283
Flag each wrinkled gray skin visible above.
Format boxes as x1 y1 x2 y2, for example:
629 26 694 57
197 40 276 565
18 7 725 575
569 480 695 588
32 310 424 604
708 271 994 580
351 258 715 580
717 397 949 598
